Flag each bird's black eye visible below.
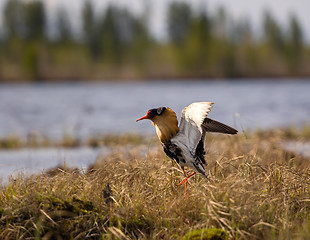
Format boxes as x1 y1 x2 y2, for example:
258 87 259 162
148 107 166 117
157 107 166 115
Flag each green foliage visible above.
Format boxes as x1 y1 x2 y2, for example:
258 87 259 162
167 2 193 46
42 195 95 214
3 0 23 39
286 15 304 74
1 0 310 81
82 1 102 61
22 44 39 81
183 12 211 75
23 1 45 40
101 6 124 65
183 228 228 240
263 11 285 53
55 9 72 44
4 0 45 41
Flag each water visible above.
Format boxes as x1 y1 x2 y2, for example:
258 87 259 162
1 80 309 140
0 147 106 183
0 79 310 182
282 141 310 157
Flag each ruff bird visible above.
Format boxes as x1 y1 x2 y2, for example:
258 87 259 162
136 102 237 194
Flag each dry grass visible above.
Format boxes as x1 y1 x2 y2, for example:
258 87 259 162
0 133 309 239
0 133 148 149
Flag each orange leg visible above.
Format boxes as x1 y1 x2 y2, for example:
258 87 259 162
177 169 196 195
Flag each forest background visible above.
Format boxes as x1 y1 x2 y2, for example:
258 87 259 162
0 0 309 82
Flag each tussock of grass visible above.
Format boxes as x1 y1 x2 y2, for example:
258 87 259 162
254 125 310 141
86 133 151 148
0 134 310 239
0 135 24 149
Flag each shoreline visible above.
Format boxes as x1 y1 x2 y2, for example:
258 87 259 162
1 76 310 84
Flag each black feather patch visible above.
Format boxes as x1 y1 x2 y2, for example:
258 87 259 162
202 118 238 135
163 141 183 164
195 138 206 165
148 107 166 117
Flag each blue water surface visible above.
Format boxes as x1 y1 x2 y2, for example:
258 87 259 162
0 79 309 140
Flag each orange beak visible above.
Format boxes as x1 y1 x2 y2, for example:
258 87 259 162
136 112 151 122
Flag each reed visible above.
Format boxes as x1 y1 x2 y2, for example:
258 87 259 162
0 133 309 239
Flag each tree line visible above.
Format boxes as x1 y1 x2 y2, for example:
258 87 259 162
0 0 309 82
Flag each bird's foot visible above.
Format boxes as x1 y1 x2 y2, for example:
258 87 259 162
177 178 188 196
177 171 196 196
177 178 188 186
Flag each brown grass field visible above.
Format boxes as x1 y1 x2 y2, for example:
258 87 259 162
0 130 309 239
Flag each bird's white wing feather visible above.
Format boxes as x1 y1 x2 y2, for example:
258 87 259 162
177 102 213 155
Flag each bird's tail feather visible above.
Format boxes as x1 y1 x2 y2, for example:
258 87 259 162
193 161 208 178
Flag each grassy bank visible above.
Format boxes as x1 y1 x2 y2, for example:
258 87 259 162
0 133 149 149
0 133 309 239
0 125 309 150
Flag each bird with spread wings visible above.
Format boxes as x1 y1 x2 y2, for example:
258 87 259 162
137 102 238 194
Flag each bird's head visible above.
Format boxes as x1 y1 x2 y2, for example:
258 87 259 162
136 107 179 143
136 107 167 122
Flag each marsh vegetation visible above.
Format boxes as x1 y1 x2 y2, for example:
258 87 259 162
0 130 309 239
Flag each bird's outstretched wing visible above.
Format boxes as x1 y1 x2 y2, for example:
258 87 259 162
178 102 214 155
177 102 238 157
202 118 238 135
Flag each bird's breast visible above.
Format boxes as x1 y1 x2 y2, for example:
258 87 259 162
152 112 179 144
154 123 179 144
